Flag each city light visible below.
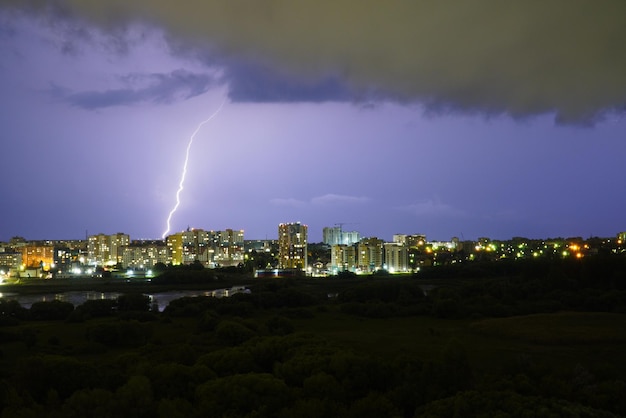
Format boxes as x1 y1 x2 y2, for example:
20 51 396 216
1 230 626 280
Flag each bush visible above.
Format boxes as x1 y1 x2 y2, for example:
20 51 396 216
163 296 216 317
340 302 399 318
29 300 74 320
215 300 255 317
0 299 28 320
197 347 258 376
197 310 220 332
281 308 315 319
76 299 117 318
215 320 256 346
119 311 158 322
415 390 620 417
265 315 295 336
117 293 150 312
339 281 425 305
86 321 152 347
14 355 99 401
431 298 463 319
196 373 291 417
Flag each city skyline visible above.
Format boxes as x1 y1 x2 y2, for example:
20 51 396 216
3 223 625 247
3 228 624 280
1 2 625 243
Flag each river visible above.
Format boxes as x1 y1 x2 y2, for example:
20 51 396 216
0 288 246 312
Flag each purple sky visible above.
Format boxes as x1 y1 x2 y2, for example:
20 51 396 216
1 2 625 243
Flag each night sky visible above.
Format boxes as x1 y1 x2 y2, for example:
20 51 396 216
1 1 625 243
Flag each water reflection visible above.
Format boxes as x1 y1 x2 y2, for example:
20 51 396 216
147 290 216 312
1 288 248 312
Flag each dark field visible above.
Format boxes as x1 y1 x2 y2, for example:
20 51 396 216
1 260 626 417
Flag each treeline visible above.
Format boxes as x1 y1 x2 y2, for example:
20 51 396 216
0 293 153 324
332 257 626 319
151 264 254 286
0 260 625 416
417 256 626 290
421 257 626 318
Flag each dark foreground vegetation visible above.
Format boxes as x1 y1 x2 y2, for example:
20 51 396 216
1 257 626 417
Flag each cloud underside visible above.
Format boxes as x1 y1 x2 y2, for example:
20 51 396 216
50 70 216 109
7 1 626 122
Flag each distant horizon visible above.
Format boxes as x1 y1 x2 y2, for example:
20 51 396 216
3 227 624 245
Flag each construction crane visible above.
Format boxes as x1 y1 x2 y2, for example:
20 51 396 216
334 222 358 231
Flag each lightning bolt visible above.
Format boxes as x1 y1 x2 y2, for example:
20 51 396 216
162 100 226 239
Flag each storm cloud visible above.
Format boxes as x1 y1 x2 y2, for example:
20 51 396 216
49 69 216 109
3 0 625 122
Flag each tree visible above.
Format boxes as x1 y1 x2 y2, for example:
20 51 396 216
76 299 117 318
153 262 167 272
0 298 28 321
117 293 150 311
29 300 74 320
265 315 295 336
215 320 256 345
114 375 155 418
196 373 291 417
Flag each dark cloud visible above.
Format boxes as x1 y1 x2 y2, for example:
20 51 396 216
4 1 626 122
221 58 351 103
50 69 216 109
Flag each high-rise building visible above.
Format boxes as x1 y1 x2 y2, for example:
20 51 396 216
384 242 408 272
122 240 169 269
213 229 245 267
21 244 55 270
87 233 130 266
323 226 360 246
394 234 426 248
323 227 341 245
342 231 361 245
110 233 130 264
331 244 356 273
53 246 81 272
278 222 308 270
87 234 108 266
357 237 384 272
166 228 245 267
166 228 212 266
0 251 22 270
